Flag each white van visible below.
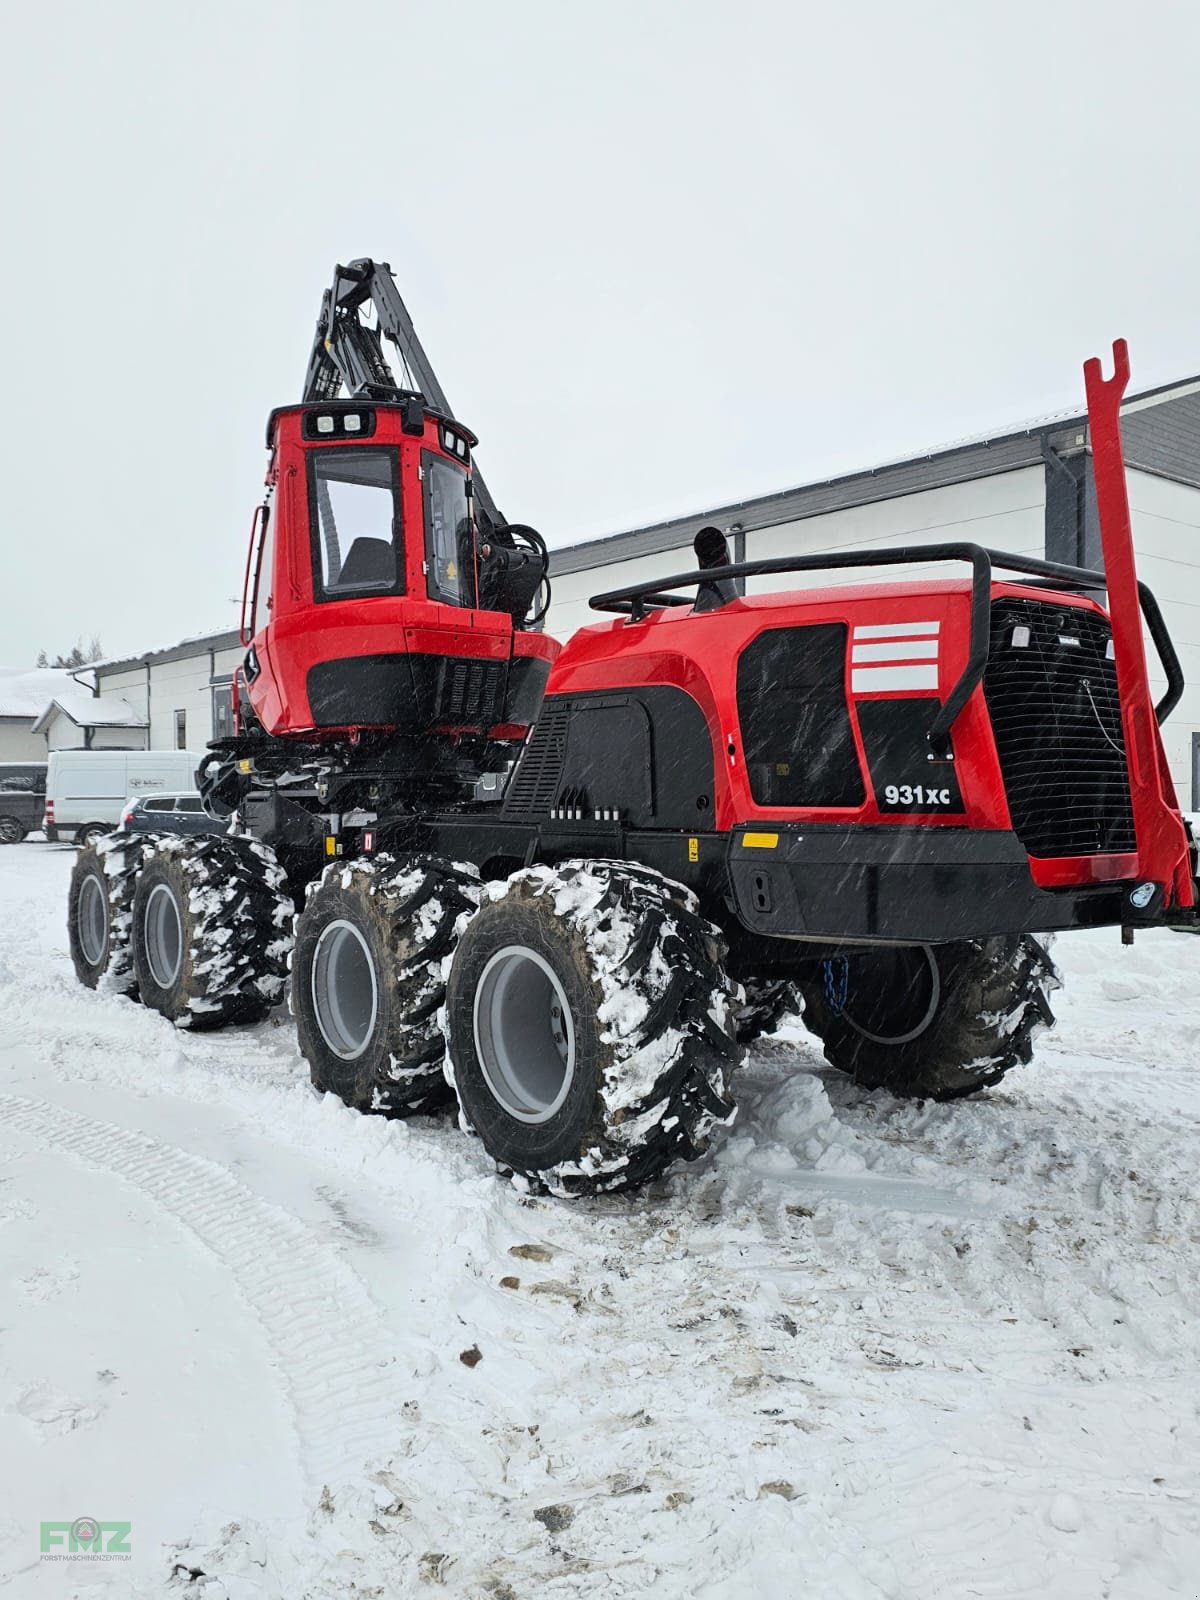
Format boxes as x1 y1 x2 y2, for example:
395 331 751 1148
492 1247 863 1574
44 750 203 845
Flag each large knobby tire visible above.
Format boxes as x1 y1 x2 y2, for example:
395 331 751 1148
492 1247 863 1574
130 834 292 1029
443 860 744 1197
67 832 159 995
734 976 802 1047
292 853 482 1116
798 936 1059 1099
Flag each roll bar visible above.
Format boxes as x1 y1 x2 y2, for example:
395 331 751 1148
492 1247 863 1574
588 541 1184 756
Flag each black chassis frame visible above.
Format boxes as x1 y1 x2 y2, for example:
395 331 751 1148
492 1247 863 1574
318 809 1191 990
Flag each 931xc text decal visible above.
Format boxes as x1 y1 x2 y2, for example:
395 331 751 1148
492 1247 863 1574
854 699 965 815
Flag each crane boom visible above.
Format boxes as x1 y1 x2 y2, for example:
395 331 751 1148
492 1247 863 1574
303 258 504 530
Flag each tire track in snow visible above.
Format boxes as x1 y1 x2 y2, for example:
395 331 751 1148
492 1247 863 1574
0 1091 412 1496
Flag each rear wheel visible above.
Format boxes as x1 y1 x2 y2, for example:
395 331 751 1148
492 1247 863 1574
76 822 110 846
67 833 156 994
292 854 481 1115
444 860 743 1196
130 834 292 1028
798 937 1058 1099
0 815 26 844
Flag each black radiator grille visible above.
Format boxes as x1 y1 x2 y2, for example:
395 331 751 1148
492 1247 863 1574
983 599 1135 858
503 698 570 814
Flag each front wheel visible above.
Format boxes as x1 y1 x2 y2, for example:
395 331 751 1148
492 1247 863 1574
797 937 1059 1099
444 860 743 1196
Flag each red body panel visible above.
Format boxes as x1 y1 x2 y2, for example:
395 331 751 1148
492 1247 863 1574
546 574 1146 889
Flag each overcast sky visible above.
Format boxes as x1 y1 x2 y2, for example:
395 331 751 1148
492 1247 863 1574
2 0 1197 666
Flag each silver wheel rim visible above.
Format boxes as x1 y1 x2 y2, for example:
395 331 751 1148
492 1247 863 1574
473 945 576 1124
78 874 108 967
144 882 184 989
311 919 378 1061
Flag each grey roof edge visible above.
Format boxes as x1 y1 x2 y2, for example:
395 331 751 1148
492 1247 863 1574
549 378 1200 577
96 629 243 679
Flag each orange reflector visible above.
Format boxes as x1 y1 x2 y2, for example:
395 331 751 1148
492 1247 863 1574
741 832 779 850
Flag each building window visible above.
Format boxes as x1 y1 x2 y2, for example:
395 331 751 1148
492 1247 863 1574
211 683 234 741
175 709 187 750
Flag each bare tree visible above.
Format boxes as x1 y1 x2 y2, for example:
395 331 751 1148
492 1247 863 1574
36 637 104 669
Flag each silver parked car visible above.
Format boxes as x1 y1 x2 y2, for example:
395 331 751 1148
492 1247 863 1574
120 793 226 837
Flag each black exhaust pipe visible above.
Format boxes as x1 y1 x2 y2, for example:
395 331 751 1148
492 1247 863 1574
693 526 737 611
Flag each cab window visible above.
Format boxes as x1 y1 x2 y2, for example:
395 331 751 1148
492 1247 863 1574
423 452 476 608
309 448 404 600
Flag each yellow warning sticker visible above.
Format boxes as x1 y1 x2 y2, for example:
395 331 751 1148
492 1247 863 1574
688 837 699 862
741 832 779 850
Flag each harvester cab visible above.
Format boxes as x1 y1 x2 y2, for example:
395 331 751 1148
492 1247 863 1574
237 259 558 760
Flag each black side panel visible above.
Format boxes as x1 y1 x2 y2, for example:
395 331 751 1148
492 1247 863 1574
502 686 715 827
307 653 508 730
855 699 964 814
558 700 653 823
737 625 865 807
503 655 552 727
639 685 716 826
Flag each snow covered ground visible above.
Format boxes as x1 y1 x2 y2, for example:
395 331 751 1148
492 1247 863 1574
1 845 1198 1600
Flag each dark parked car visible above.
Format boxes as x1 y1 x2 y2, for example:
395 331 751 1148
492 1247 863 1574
120 793 227 837
0 764 47 843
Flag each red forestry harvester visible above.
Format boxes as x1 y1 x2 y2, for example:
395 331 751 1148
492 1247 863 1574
68 260 1197 1196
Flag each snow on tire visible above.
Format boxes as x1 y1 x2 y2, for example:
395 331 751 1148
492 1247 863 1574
292 853 482 1116
798 935 1060 1099
733 976 802 1047
67 831 161 996
443 859 744 1197
129 833 292 1029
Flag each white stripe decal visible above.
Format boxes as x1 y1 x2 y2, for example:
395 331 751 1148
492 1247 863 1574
851 639 940 663
852 665 940 693
852 621 941 639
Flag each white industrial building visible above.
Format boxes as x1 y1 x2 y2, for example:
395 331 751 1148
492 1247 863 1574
13 374 1200 806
